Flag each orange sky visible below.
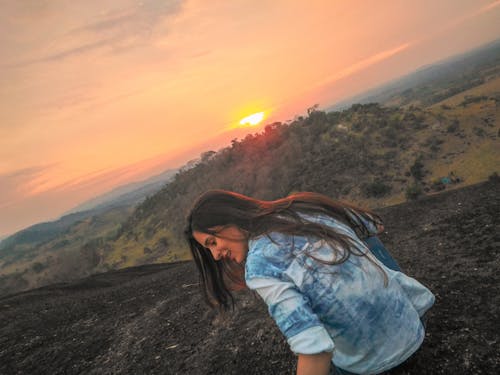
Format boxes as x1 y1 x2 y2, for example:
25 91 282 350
1 0 499 237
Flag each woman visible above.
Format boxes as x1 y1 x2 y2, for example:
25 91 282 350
185 190 434 375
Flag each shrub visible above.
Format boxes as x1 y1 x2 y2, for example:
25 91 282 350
352 121 366 132
446 120 459 133
405 183 423 200
31 262 47 274
409 158 425 180
488 172 499 183
383 151 397 161
473 127 485 137
430 179 445 191
460 95 488 107
362 179 392 198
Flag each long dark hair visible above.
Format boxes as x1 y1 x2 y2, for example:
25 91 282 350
185 190 384 311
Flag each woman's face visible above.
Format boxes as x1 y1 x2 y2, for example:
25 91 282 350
192 225 249 264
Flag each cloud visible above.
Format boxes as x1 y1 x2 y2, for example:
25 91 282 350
0 164 57 208
1 0 54 21
320 43 412 87
6 38 117 68
71 0 182 35
479 0 500 13
426 0 500 40
5 0 185 68
60 0 185 53
0 166 49 180
0 161 138 210
20 154 168 199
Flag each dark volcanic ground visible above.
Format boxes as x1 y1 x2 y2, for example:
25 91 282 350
1 180 499 375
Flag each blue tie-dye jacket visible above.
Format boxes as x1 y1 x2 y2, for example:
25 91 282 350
245 214 435 374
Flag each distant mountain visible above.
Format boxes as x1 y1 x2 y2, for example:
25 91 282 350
0 166 181 297
328 38 500 110
66 168 177 214
0 210 94 253
0 168 177 255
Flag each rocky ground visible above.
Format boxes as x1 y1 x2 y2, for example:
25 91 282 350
1 179 499 375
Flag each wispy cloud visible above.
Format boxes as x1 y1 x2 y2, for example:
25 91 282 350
0 165 51 180
0 161 140 210
479 0 500 13
21 153 171 199
69 0 183 36
0 164 57 208
424 0 500 43
5 0 185 68
320 43 411 86
6 38 117 68
62 1 184 53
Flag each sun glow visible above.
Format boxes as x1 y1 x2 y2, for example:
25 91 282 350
239 112 265 126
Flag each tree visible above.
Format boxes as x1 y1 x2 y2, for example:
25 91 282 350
410 157 425 181
307 104 319 115
362 179 392 198
200 150 216 163
405 183 423 200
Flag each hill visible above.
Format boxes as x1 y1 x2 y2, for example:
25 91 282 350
100 96 498 271
98 39 498 270
0 168 177 296
2 97 498 296
65 168 177 214
1 179 498 374
1 40 498 297
330 39 500 110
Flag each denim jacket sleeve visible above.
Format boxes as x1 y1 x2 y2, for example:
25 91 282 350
246 276 335 354
245 235 334 355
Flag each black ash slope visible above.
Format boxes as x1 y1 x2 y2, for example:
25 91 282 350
1 180 499 375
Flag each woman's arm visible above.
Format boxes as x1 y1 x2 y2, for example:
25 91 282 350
246 237 335 372
297 352 333 375
246 277 335 353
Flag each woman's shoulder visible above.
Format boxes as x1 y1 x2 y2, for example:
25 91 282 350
246 233 299 280
301 212 358 237
249 232 297 257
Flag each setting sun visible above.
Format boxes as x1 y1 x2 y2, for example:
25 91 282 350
239 112 265 126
